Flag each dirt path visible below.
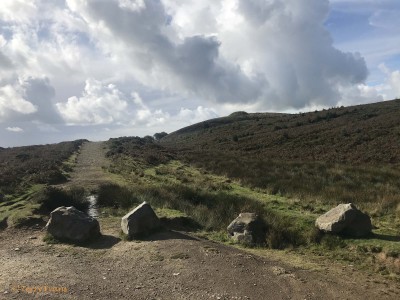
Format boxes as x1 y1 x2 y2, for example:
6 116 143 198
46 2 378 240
1 142 399 299
61 141 113 191
1 225 399 300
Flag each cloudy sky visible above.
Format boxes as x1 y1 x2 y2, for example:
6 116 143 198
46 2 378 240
0 0 399 147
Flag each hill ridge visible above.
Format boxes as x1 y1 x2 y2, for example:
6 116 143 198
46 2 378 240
162 98 400 165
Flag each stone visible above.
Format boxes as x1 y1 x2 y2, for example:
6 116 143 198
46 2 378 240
315 203 372 237
121 202 161 238
227 213 266 245
46 206 100 242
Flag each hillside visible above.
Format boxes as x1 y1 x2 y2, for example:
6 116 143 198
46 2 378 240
162 99 400 165
1 137 400 298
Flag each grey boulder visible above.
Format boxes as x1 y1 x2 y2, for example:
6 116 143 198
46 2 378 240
227 213 266 245
46 206 100 242
121 202 161 238
315 203 372 237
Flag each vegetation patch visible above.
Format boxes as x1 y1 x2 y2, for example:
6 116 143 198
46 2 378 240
97 184 138 209
34 186 90 213
104 135 400 278
0 140 86 195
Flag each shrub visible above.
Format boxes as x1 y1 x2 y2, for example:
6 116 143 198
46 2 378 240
320 234 347 250
34 186 89 213
97 184 138 209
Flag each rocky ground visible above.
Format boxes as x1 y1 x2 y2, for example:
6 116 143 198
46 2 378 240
1 223 399 299
1 142 399 299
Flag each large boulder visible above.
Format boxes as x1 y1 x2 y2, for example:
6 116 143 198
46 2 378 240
121 202 161 238
315 203 372 237
46 206 100 242
227 213 266 245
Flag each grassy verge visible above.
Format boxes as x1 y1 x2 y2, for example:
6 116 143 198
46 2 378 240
0 184 44 227
104 144 400 279
0 143 87 228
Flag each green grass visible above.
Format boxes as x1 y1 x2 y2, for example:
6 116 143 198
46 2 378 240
33 186 90 213
100 156 323 247
0 141 87 228
155 207 189 218
0 184 44 227
104 144 400 278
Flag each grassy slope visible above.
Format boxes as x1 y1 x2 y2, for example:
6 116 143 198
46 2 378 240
0 140 86 227
160 99 400 228
105 134 400 278
162 99 400 164
158 99 400 277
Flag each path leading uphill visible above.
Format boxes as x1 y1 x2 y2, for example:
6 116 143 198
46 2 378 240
1 142 399 299
60 141 114 191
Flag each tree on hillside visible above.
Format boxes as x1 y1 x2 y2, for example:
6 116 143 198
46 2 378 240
153 132 168 141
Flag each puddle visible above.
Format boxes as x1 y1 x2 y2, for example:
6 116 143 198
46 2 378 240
87 195 99 218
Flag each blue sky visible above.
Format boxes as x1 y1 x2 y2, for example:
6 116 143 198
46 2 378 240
327 0 400 86
0 0 399 147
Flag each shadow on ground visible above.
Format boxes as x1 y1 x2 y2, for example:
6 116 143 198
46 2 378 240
142 230 199 242
371 233 400 242
85 234 121 249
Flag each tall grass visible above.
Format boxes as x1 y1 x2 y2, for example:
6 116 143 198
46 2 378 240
97 182 318 248
34 186 89 213
181 151 400 218
97 183 139 209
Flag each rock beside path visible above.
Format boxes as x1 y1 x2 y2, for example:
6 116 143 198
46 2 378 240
227 213 266 245
46 206 100 242
315 203 372 237
121 202 161 238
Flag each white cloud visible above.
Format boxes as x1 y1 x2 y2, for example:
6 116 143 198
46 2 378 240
387 71 400 99
0 83 37 121
65 0 368 110
56 79 130 125
0 76 62 123
376 64 400 100
0 0 38 23
6 126 24 133
177 106 218 124
336 65 400 105
0 0 398 146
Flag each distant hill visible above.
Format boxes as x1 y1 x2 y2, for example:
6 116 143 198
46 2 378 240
161 99 400 165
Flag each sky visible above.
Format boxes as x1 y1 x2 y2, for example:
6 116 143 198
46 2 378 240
0 0 399 147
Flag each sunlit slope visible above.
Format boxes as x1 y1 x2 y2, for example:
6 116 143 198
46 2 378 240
162 99 400 164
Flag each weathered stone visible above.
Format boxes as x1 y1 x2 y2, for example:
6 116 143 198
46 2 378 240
121 202 161 238
315 203 372 237
46 206 100 242
227 213 266 245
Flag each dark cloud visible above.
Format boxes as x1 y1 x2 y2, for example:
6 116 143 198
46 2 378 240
22 77 63 124
70 0 369 109
235 0 368 108
77 0 266 103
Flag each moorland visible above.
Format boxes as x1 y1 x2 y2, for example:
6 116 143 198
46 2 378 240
1 99 400 299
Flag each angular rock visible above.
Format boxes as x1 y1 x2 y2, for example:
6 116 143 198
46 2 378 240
315 203 372 237
227 213 266 245
46 206 100 242
121 202 161 238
